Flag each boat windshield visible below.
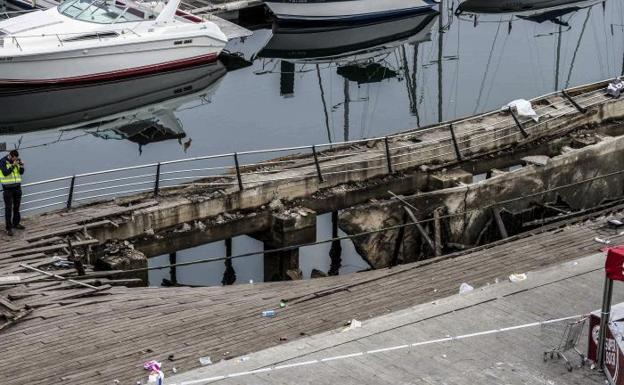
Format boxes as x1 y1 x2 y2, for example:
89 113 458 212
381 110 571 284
58 0 144 23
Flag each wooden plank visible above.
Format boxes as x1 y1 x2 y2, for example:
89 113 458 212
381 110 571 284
492 207 509 239
0 296 22 312
433 207 443 257
403 206 435 252
2 239 99 259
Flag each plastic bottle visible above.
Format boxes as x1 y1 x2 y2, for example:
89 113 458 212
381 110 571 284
262 310 275 317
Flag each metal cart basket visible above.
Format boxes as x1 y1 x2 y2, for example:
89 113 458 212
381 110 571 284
543 316 588 372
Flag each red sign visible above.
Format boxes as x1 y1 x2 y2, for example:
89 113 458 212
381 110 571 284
588 312 624 384
606 246 624 281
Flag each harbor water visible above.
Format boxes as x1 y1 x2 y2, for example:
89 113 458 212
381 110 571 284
0 0 622 285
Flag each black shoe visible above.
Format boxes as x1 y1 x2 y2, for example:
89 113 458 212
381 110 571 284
13 224 25 230
6 229 13 236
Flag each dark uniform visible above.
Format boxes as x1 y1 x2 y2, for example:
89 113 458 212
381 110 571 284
0 155 25 233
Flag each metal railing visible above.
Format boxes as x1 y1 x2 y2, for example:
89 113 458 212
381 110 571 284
0 83 614 216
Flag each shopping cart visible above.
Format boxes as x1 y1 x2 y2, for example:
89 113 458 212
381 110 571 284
543 316 588 372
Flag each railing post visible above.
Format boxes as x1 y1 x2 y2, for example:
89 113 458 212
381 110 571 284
384 137 393 174
312 145 324 183
561 89 588 114
154 162 161 197
66 175 75 210
508 108 530 138
449 124 463 162
233 153 243 191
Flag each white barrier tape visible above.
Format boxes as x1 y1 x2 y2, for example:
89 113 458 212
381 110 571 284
172 314 582 385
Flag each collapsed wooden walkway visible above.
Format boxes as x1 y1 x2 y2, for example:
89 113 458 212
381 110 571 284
0 206 622 384
2 78 621 262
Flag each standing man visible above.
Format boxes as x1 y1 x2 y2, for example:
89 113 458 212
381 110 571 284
0 150 25 236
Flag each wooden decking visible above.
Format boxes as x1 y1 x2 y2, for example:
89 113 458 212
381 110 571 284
170 255 619 385
0 200 158 277
0 210 622 384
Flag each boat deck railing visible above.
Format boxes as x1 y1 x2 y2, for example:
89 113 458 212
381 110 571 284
0 28 144 51
0 82 612 216
0 9 34 19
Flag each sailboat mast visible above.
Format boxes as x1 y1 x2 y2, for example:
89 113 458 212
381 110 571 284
438 0 444 123
343 77 350 142
555 23 562 90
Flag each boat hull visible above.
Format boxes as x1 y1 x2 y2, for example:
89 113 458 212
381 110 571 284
264 0 437 24
0 40 222 85
457 0 593 13
260 12 438 61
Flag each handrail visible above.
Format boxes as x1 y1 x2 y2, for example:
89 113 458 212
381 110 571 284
0 83 613 216
0 28 142 41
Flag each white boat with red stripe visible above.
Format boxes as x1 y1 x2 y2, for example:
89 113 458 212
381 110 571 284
0 0 228 85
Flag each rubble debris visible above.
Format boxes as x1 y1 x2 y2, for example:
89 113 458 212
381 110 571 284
198 356 212 366
174 223 192 233
95 241 148 283
310 269 328 279
269 199 285 211
286 269 302 280
195 221 206 231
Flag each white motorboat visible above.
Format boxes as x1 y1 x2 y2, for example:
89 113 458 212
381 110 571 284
0 0 228 85
263 0 438 24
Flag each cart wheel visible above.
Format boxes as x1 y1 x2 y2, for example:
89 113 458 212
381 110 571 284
580 355 586 366
551 352 555 359
566 362 573 372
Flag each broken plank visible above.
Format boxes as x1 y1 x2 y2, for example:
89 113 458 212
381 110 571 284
492 207 509 239
2 240 99 259
0 296 22 312
403 206 436 252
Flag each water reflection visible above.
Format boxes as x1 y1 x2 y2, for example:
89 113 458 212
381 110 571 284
259 12 438 62
0 62 226 153
257 12 438 141
456 0 601 14
1 0 622 286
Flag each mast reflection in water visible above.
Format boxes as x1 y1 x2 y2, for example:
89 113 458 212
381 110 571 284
1 0 622 286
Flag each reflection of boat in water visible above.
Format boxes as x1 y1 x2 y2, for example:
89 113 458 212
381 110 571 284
457 0 603 15
263 0 436 24
258 11 439 142
0 62 226 149
259 11 438 63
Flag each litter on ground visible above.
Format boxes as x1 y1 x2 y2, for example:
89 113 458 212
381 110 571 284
459 282 474 294
509 273 527 283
